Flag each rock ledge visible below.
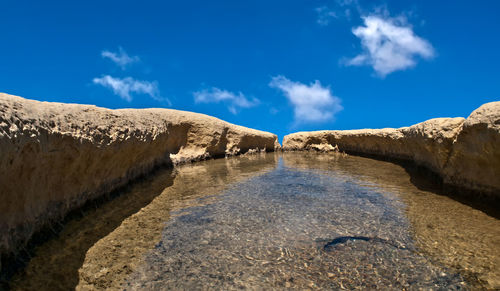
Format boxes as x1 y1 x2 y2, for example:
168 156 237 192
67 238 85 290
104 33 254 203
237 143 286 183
0 93 279 264
283 101 500 201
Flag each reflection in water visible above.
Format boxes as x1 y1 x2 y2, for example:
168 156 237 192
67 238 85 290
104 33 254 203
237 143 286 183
8 152 500 290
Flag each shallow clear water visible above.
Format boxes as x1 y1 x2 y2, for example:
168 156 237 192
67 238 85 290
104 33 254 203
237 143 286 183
9 153 500 290
124 155 466 290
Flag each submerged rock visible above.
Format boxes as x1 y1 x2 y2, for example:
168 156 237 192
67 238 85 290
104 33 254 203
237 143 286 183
283 101 500 200
0 93 279 264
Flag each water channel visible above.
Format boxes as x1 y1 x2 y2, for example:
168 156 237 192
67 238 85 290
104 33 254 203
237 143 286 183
8 153 500 290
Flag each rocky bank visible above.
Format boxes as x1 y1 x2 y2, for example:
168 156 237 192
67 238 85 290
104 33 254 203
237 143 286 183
283 101 500 201
0 93 279 267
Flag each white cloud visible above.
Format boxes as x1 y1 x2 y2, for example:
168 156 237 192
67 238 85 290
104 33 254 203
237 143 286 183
93 75 167 103
193 87 259 114
269 76 342 123
315 6 338 26
101 47 139 69
347 15 434 76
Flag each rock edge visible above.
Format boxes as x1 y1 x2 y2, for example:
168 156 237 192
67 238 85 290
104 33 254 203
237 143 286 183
283 101 500 201
0 93 280 267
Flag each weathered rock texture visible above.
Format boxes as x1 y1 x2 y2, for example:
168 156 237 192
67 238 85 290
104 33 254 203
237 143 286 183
0 93 279 264
283 101 500 199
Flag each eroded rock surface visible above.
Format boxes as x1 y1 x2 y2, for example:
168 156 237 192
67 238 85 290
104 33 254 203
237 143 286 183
0 93 279 263
283 101 500 199
444 102 500 195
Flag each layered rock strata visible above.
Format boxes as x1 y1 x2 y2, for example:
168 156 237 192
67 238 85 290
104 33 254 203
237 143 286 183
283 101 500 199
0 93 279 265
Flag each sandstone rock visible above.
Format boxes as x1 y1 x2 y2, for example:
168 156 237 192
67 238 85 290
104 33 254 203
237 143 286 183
283 101 500 199
444 102 500 195
0 93 279 263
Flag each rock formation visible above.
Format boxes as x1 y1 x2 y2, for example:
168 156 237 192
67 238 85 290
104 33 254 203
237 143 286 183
0 93 279 265
283 101 500 200
1 92 499 284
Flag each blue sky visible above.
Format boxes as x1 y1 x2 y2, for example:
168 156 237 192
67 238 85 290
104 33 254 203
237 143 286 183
1 1 499 141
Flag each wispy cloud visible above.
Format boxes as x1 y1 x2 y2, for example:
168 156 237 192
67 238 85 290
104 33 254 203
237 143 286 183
315 6 338 26
346 15 434 76
93 75 168 104
269 76 342 124
315 0 359 24
193 87 259 114
101 47 140 70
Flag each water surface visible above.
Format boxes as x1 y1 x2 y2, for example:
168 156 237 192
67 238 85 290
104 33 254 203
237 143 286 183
122 153 498 289
9 153 500 290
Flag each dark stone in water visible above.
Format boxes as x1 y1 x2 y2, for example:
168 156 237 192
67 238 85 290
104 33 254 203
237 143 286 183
317 236 409 251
